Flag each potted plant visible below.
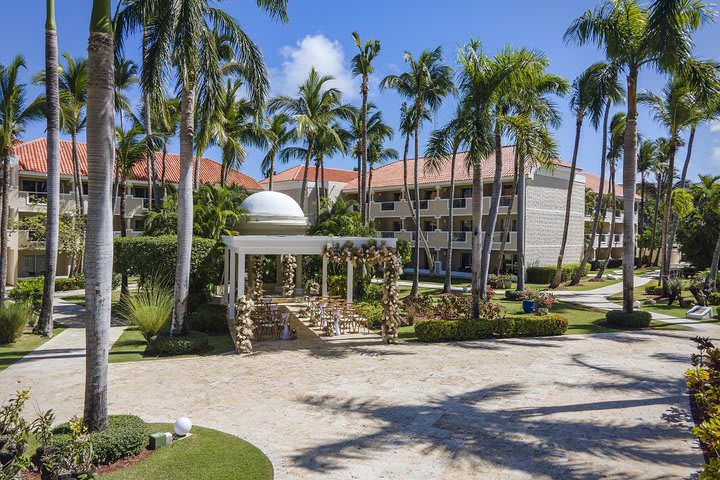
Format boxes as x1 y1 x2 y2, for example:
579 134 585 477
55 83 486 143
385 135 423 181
534 291 557 316
522 289 537 314
497 273 513 289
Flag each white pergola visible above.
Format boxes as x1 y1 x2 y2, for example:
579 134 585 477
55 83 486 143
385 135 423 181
221 235 397 320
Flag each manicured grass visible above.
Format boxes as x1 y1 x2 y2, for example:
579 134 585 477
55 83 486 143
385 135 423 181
108 327 235 363
0 326 67 372
100 423 272 480
524 276 623 292
397 285 442 299
608 285 720 324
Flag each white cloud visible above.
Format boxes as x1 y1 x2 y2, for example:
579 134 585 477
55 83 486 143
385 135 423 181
713 147 720 165
272 35 358 100
711 120 720 132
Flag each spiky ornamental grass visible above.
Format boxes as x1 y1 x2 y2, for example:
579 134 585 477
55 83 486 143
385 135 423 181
118 280 173 342
0 302 35 344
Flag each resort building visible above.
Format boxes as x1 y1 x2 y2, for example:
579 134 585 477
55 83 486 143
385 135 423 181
340 147 587 278
5 138 261 285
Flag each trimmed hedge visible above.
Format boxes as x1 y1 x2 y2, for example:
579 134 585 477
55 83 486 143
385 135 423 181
150 330 209 355
644 283 664 296
526 264 589 284
355 301 383 329
52 415 148 465
188 304 228 334
416 314 568 342
504 290 524 301
509 314 568 336
605 309 652 328
708 292 720 306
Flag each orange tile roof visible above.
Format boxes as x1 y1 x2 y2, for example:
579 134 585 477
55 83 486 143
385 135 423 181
261 165 357 184
583 171 639 199
343 146 572 190
12 138 263 191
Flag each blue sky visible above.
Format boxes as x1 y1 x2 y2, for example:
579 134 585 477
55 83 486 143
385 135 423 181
2 0 719 183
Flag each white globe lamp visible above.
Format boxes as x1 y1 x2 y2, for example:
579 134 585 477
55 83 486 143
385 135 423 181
174 417 192 437
633 300 641 310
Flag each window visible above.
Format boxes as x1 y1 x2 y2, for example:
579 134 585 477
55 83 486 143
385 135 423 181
424 190 437 200
133 186 149 198
392 221 401 232
461 252 472 271
20 254 45 278
134 218 145 231
423 220 436 232
393 192 402 201
22 179 47 193
461 188 472 198
460 220 472 232
82 182 89 195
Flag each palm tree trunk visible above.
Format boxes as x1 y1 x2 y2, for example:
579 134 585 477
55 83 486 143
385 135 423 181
193 153 200 191
299 136 314 212
84 0 114 431
661 137 678 294
0 150 9 306
516 156 527 291
551 114 583 288
314 158 320 220
638 175 646 266
709 233 720 291
571 102 610 286
356 154 361 205
268 155 274 191
411 120 421 297
367 164 374 208
471 161 482 318
443 148 458 293
495 150 518 275
622 67 639 313
597 165 616 279
666 126 695 271
142 23 155 210
172 81 196 336
320 158 326 198
38 0 59 337
161 141 167 190
649 173 662 266
360 77 368 224
479 127 503 300
71 129 84 214
220 161 226 188
120 175 128 295
112 111 123 211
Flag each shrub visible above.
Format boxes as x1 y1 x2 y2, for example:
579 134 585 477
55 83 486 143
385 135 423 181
526 266 555 284
355 301 383 329
149 330 209 355
504 290 524 301
433 295 471 320
8 277 44 312
481 317 515 338
118 279 174 341
511 314 568 336
708 292 720 306
644 283 663 295
415 319 460 342
55 276 85 292
358 283 383 302
188 304 228 334
0 302 35 344
327 275 346 297
605 309 652 328
403 293 434 323
477 300 503 321
52 415 148 465
535 291 557 311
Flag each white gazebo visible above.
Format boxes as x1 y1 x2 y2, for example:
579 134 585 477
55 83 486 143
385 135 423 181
221 191 397 321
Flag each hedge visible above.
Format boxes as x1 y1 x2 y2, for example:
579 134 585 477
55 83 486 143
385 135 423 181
504 290 524 301
605 309 652 328
52 415 148 465
526 264 589 284
150 330 209 355
188 304 228 334
114 235 222 308
8 276 88 312
416 314 568 342
708 292 720 306
644 283 664 296
355 301 383 329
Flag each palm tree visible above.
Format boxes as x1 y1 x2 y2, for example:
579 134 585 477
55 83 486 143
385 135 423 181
639 78 698 290
570 63 624 286
268 68 354 213
565 0 716 313
261 114 291 191
381 47 455 297
351 32 381 223
112 57 138 210
365 113 396 207
0 57 41 306
144 0 287 336
152 92 180 190
38 0 61 337
550 66 605 288
596 112 626 279
636 139 657 266
648 140 669 266
84 0 115 432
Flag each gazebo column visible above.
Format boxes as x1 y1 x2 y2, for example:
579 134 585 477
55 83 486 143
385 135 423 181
322 257 328 297
228 248 236 320
294 254 303 296
346 260 353 304
274 255 283 293
224 248 230 305
237 252 246 299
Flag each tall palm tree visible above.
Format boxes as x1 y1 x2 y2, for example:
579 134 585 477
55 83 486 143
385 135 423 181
0 57 40 306
550 66 605 288
648 139 669 266
144 0 287 336
261 113 291 191
565 0 716 313
636 138 657 266
84 0 115 432
365 113 396 207
381 47 455 297
268 68 354 212
152 92 180 189
351 32 381 223
639 77 698 290
38 0 61 337
112 57 138 210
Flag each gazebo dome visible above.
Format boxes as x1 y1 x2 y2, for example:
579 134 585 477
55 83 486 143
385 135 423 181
238 191 308 235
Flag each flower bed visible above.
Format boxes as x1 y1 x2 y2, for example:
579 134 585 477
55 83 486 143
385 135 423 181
686 337 720 477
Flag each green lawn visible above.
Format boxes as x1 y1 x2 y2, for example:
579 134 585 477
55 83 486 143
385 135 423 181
524 276 623 292
0 326 67 372
608 285 720 323
99 423 272 480
109 327 235 363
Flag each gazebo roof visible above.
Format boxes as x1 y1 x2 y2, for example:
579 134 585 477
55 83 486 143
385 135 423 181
238 191 308 235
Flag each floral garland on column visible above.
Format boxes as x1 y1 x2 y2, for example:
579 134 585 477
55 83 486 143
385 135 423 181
232 295 255 353
281 254 296 297
250 255 265 301
321 240 402 344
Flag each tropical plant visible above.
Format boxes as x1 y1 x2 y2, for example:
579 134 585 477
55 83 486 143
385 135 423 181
351 31 381 223
152 92 180 190
143 0 287 336
565 0 717 313
636 138 657 265
0 302 36 344
118 277 173 341
308 197 376 237
193 184 248 240
84 0 116 432
381 46 455 298
261 113 292 191
38 0 61 338
112 56 138 209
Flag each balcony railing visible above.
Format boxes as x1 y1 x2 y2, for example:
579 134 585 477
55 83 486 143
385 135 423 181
380 202 395 211
499 196 513 207
452 198 467 209
452 231 468 242
380 231 395 239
